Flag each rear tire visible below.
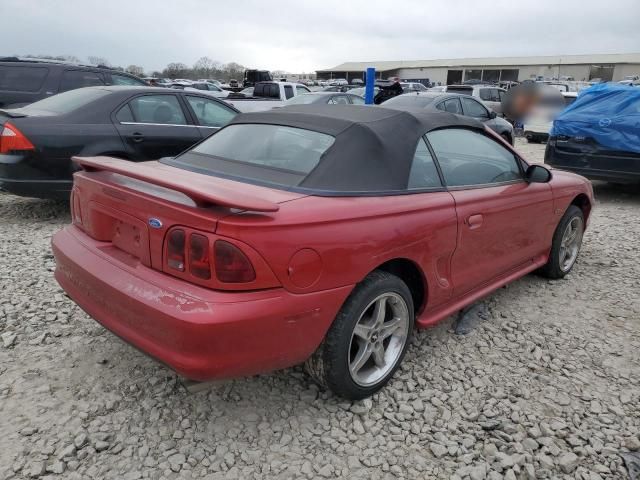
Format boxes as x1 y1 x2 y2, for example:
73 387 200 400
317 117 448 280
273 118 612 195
305 271 413 400
539 205 584 279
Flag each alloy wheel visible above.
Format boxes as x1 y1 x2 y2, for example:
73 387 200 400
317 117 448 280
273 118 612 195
348 292 410 387
559 216 583 272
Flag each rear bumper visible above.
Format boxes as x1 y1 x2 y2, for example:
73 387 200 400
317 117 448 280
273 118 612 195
546 141 640 183
0 153 72 199
0 177 72 199
52 226 352 381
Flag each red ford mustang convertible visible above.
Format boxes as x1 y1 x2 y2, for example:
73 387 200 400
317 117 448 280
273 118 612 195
52 105 593 399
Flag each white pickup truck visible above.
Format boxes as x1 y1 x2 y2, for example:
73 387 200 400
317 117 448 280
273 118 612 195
223 81 311 112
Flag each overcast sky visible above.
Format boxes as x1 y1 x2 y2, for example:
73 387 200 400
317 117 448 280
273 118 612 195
3 0 639 73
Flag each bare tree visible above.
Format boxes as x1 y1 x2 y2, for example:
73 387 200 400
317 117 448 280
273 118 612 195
88 56 110 67
126 65 145 77
158 60 249 81
225 62 245 80
163 62 190 79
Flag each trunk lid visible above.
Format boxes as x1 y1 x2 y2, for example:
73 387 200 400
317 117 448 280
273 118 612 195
71 156 306 270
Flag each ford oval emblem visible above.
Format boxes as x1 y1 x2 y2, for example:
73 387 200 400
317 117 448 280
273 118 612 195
148 218 163 229
598 118 612 128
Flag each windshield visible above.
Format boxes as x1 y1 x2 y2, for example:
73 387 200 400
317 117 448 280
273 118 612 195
15 87 111 115
284 94 318 105
164 124 335 188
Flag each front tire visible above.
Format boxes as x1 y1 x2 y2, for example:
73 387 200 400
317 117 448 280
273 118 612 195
305 271 413 400
539 205 584 279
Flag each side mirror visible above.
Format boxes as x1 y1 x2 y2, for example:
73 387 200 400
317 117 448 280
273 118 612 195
489 111 497 119
525 164 552 183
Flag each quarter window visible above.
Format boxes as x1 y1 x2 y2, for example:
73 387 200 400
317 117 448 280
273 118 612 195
115 103 134 122
59 70 104 92
408 139 442 189
436 98 462 114
427 129 522 187
186 96 236 127
461 97 489 118
127 95 187 125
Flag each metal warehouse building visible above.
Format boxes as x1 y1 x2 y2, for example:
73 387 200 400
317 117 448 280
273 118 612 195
316 53 640 85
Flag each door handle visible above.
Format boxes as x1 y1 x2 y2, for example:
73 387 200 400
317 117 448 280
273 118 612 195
466 214 483 229
131 132 144 143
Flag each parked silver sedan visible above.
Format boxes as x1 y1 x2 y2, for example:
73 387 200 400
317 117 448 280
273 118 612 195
383 92 514 144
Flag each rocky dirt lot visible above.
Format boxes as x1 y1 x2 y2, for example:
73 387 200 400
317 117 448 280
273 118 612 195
1 140 639 480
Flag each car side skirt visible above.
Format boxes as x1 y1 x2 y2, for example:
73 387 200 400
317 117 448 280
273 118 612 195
416 253 549 329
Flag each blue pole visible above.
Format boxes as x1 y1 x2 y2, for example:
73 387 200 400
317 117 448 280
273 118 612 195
365 67 375 105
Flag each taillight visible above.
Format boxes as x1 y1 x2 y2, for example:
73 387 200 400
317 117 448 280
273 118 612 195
167 229 186 271
0 122 35 154
189 234 211 280
214 240 256 283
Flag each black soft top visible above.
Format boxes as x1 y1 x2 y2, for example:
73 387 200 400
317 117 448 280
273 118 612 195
225 105 484 193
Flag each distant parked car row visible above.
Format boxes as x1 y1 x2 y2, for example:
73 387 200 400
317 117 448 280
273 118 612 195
2 59 638 204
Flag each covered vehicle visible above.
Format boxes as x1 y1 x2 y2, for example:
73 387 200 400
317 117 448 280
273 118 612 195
52 105 593 399
383 92 514 144
546 83 640 183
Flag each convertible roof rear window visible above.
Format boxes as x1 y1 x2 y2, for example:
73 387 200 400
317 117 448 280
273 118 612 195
166 124 335 187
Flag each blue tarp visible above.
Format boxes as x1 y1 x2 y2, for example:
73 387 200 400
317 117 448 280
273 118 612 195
551 83 640 154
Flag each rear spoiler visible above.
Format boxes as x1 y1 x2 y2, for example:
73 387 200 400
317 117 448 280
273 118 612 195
0 109 27 118
73 156 280 212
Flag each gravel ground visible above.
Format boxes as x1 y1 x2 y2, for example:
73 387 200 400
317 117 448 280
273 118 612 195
1 139 639 480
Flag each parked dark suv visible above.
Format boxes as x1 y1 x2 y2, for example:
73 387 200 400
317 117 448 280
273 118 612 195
0 58 147 108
